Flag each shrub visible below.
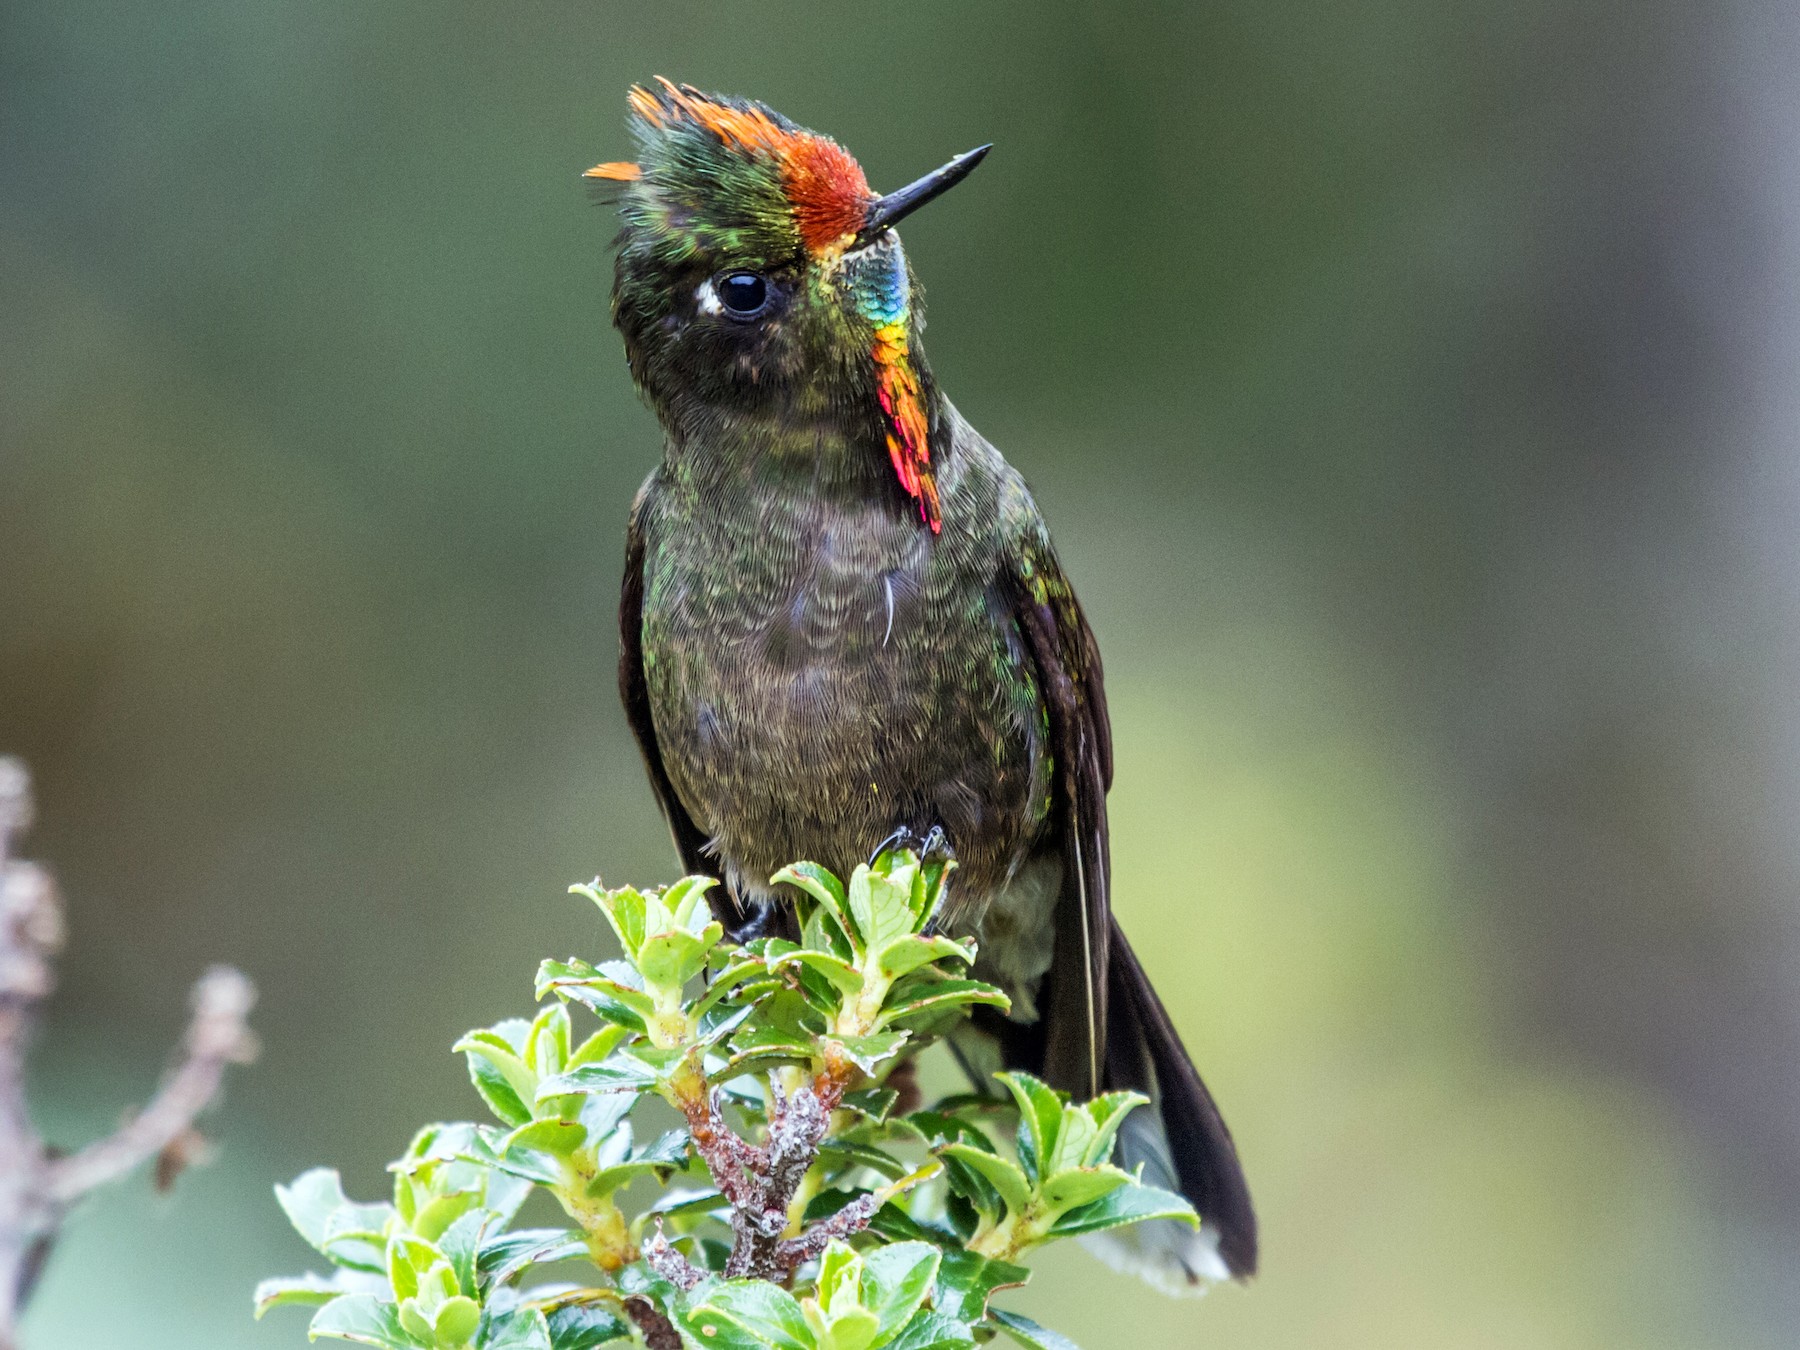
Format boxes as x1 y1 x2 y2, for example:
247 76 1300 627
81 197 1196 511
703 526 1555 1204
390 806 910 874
257 849 1197 1350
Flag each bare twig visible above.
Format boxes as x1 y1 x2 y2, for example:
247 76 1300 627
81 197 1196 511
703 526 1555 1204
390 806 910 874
0 757 257 1349
641 1223 706 1291
772 1192 878 1269
44 966 257 1204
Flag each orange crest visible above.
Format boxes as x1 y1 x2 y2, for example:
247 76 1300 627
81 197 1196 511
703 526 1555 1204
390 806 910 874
583 161 641 182
630 79 872 253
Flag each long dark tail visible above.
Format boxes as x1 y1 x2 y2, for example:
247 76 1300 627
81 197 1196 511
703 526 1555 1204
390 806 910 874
968 916 1258 1286
1101 917 1258 1282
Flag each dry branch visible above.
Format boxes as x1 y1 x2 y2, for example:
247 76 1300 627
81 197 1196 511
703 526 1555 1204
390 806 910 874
0 757 256 1349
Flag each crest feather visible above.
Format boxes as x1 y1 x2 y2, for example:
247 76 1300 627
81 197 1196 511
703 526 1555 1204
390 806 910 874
625 79 872 253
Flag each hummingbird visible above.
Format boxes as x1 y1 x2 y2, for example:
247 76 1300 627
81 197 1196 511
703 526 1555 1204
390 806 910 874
593 80 1256 1287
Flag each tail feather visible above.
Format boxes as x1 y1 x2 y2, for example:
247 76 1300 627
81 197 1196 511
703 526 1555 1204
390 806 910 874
1099 918 1258 1282
964 916 1258 1287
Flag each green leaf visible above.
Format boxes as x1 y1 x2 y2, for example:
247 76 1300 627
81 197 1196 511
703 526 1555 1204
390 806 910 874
884 1312 978 1350
476 1228 583 1289
857 1242 940 1341
1044 1108 1097 1179
865 855 930 951
673 1315 778 1350
864 1199 960 1248
455 1029 536 1128
644 1186 727 1220
874 979 1008 1031
483 1171 536 1228
831 1032 908 1074
902 1112 993 1152
873 936 974 983
574 881 648 961
463 1128 560 1187
1074 1092 1146 1168
927 1251 1030 1325
1037 1166 1130 1216
937 1145 1031 1215
526 1005 574 1079
411 1190 480 1244
907 853 954 928
385 1233 437 1303
254 1271 381 1319
816 1139 911 1181
935 1155 1002 1226
815 1240 861 1311
638 926 717 991
820 1309 880 1350
536 1058 659 1097
992 1074 1063 1186
776 950 864 998
576 1090 638 1142
662 874 720 930
536 960 655 1031
1046 1181 1198 1237
841 1088 899 1122
985 1310 1080 1350
276 1168 402 1271
433 1295 482 1345
800 901 856 965
323 1218 397 1275
843 863 884 953
543 1303 632 1350
499 1117 587 1159
771 862 851 945
697 1001 759 1050
587 1158 672 1199
480 1307 555 1350
721 1025 817 1077
276 1169 358 1252
568 1025 632 1070
396 1121 482 1171
437 1210 486 1298
682 1280 816 1349
307 1294 423 1349
691 957 772 1019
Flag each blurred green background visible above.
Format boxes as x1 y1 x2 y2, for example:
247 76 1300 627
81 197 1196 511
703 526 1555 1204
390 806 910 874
5 0 1798 1344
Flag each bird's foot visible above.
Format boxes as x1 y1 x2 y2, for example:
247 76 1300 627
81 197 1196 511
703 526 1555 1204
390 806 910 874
870 824 957 868
919 825 955 868
870 826 956 932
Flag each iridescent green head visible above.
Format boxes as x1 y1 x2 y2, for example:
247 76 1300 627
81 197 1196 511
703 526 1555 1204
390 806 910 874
590 80 989 532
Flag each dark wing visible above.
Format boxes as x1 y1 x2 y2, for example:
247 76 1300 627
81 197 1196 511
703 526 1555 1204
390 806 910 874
999 513 1114 1099
618 481 746 927
1000 495 1257 1279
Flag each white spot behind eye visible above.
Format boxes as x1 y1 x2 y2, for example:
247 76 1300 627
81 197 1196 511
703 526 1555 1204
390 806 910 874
695 278 723 317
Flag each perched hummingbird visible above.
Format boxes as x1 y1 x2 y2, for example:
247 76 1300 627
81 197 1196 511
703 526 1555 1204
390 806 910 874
593 80 1256 1287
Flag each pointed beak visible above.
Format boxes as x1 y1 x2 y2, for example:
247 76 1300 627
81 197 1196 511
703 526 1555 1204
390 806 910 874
852 144 991 249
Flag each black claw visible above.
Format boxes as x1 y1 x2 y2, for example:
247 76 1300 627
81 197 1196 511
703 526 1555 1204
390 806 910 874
919 825 956 865
870 824 958 867
870 825 923 864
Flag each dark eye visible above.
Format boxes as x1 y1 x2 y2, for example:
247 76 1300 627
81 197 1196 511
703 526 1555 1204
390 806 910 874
717 270 770 318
